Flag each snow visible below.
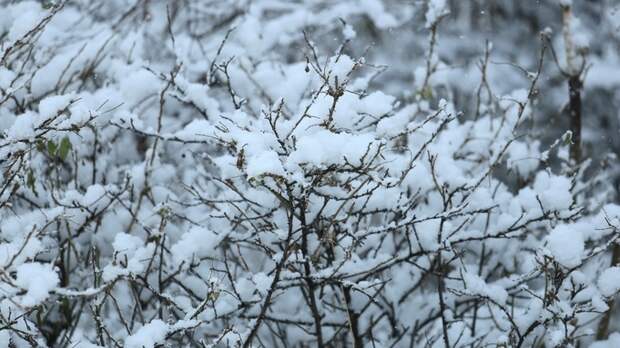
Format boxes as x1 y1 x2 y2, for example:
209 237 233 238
327 55 356 87
343 24 356 39
571 27 590 51
124 320 169 348
591 333 620 348
0 237 42 268
287 130 378 169
598 266 620 297
533 172 573 212
7 111 38 139
39 94 74 119
546 224 584 268
507 141 540 177
0 67 15 92
246 150 285 177
0 1 617 347
81 184 107 209
112 232 143 257
412 219 441 252
7 3 44 42
119 69 161 104
462 272 508 305
376 104 417 137
177 78 220 116
252 272 273 295
15 263 59 307
359 0 397 28
171 226 223 264
102 233 153 282
425 0 449 27
360 91 395 117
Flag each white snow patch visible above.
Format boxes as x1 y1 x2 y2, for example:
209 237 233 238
546 224 584 268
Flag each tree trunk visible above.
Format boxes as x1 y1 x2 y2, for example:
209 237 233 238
568 75 582 163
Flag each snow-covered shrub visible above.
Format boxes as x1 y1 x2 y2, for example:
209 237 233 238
0 1 619 347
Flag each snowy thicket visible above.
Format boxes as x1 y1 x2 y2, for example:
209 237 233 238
1 1 620 347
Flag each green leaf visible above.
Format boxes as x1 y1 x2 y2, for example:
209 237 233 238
27 169 37 196
36 140 46 152
420 86 433 100
208 290 220 302
562 131 573 146
27 171 35 190
58 137 72 161
47 140 57 157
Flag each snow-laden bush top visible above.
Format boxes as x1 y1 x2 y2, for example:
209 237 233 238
0 1 620 347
